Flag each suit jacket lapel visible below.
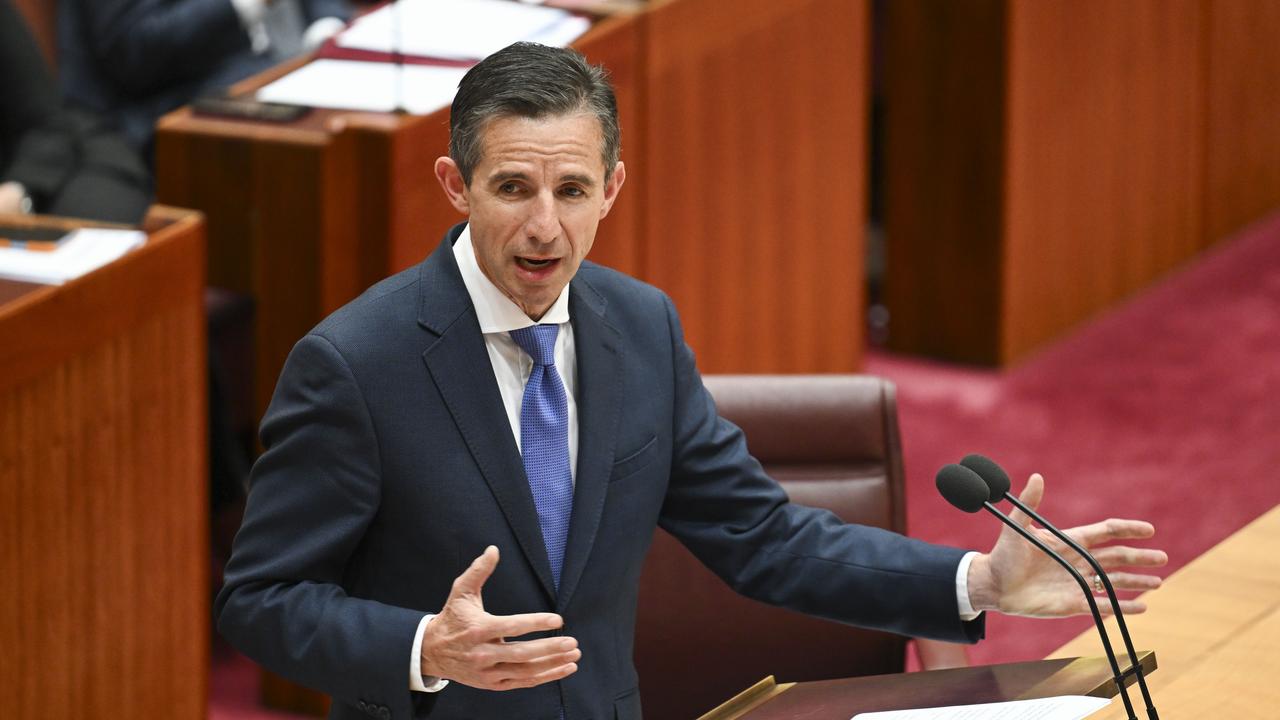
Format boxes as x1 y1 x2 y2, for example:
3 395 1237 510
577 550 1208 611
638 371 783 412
417 229 558 603
556 274 623 611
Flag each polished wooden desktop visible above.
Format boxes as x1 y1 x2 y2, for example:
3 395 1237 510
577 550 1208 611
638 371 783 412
1048 504 1280 719
705 505 1280 718
703 653 1155 719
0 207 208 718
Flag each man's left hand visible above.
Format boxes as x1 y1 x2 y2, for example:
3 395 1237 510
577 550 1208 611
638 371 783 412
966 473 1168 618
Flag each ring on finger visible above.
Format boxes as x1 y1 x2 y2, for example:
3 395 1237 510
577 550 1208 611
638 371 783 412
1092 573 1105 594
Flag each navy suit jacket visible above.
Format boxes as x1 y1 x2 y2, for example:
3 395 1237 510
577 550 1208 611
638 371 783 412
216 225 983 720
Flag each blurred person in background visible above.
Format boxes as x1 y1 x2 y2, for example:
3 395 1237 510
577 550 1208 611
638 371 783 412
1 0 149 223
57 0 354 161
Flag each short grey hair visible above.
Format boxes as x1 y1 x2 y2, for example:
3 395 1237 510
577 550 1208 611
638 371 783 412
449 42 620 185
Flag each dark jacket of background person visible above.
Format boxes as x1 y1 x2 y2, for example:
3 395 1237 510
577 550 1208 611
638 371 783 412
56 0 351 158
1 0 149 224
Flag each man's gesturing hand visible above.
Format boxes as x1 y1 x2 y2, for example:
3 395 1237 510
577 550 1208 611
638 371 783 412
967 474 1168 618
420 546 580 690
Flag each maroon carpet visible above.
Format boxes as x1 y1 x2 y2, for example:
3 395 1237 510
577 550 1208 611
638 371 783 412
870 209 1280 666
211 211 1280 715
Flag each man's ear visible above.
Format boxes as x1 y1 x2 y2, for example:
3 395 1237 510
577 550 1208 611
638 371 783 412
599 161 626 219
434 156 470 214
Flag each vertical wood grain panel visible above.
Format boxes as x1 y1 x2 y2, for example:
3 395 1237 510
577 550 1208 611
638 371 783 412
376 112 462 275
251 142 327 415
0 211 206 718
643 0 867 373
883 0 1009 365
575 15 646 279
1203 0 1280 243
1002 0 1203 363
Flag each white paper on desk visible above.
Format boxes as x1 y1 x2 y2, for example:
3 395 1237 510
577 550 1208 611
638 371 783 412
0 228 146 285
337 0 589 61
256 59 470 115
851 695 1111 720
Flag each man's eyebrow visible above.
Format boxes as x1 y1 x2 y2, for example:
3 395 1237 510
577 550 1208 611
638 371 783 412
488 171 530 184
486 171 597 186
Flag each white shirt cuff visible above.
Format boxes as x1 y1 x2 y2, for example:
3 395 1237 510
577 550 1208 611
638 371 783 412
228 0 271 54
302 16 347 51
410 614 450 693
956 551 982 621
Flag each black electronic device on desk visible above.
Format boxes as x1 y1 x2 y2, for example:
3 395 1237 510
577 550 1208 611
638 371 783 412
192 94 311 122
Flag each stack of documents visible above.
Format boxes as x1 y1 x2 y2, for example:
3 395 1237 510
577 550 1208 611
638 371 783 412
0 228 146 285
337 0 590 61
255 0 590 115
257 60 470 114
851 695 1111 719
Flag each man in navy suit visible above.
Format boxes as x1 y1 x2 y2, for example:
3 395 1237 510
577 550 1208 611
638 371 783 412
216 42 1166 720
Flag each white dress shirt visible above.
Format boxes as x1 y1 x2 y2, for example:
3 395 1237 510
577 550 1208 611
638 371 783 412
229 0 347 55
408 227 979 691
410 226 578 692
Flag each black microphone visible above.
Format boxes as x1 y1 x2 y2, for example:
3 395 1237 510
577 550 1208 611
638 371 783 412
959 454 1159 720
935 464 1140 720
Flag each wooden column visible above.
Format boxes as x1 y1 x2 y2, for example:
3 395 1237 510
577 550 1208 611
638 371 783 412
642 0 869 373
1203 0 1280 242
0 207 208 718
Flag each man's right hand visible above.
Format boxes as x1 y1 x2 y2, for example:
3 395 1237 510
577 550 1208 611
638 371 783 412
420 546 580 690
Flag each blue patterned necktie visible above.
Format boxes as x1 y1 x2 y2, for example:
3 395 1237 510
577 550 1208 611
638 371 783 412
509 324 574 592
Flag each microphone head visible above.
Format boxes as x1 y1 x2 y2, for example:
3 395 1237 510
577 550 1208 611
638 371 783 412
936 464 991 513
961 453 1012 500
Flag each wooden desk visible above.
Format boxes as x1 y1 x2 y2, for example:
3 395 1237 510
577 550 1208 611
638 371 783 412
883 0 1280 366
156 0 871 432
0 207 208 718
1048 504 1280 719
704 653 1155 719
155 15 644 423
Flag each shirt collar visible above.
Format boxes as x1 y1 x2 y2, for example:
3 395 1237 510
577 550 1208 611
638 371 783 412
453 224 571 333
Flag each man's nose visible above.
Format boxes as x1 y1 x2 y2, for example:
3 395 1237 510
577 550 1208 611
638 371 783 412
524 192 559 242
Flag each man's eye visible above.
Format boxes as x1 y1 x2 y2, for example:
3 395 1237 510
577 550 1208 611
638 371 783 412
561 186 585 198
499 182 521 194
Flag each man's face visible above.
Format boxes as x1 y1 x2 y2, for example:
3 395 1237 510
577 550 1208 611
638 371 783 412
435 112 626 320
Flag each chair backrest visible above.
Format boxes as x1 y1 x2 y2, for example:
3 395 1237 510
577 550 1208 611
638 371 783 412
634 374 909 719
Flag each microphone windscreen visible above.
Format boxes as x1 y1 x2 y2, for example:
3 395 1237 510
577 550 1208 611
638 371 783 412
935 464 990 513
961 453 1012 500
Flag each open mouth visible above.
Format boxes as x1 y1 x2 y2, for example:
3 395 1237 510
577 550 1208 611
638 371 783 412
516 257 559 271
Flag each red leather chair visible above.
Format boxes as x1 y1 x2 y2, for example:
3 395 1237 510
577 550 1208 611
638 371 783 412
634 375 964 718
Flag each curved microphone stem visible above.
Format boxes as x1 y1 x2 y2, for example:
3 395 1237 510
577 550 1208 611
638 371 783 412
1002 494 1159 720
981 502 1139 720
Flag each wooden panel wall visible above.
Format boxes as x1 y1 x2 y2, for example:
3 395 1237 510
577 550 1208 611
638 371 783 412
883 0 1009 365
574 14 646 279
1002 0 1204 363
0 210 207 719
1203 0 1280 242
884 0 1279 367
157 125 331 417
643 0 868 373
